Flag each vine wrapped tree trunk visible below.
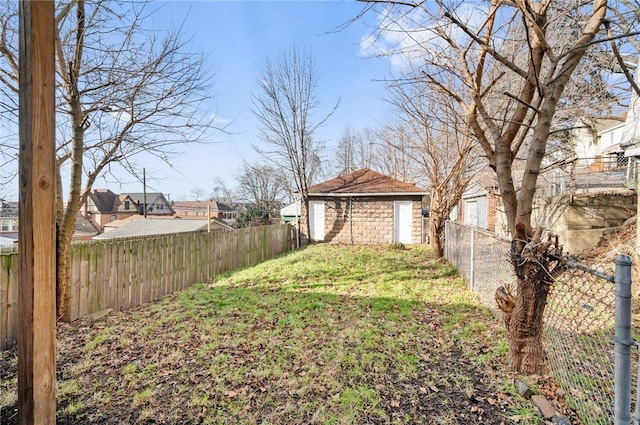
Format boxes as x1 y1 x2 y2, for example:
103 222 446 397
496 225 566 373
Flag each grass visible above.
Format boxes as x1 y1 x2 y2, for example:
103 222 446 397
1 244 535 424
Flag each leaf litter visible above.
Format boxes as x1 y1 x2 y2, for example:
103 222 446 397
1 244 548 424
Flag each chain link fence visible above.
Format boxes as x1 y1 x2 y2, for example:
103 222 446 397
444 220 636 424
537 157 636 198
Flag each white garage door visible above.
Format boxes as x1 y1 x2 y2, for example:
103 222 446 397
393 201 412 244
309 201 325 241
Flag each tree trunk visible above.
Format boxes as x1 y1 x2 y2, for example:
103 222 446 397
496 225 565 374
428 213 443 258
56 227 73 320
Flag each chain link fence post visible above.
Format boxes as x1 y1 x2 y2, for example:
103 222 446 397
615 254 633 425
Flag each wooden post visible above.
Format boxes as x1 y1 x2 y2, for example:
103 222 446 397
18 1 57 424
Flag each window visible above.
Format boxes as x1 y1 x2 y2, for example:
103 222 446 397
110 215 117 222
124 201 130 210
1 220 8 231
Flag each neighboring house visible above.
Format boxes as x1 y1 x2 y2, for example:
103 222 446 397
598 120 626 167
82 189 140 231
453 173 504 235
126 192 174 216
280 201 301 224
93 217 233 240
300 168 428 244
453 169 634 251
102 214 145 233
73 213 99 241
571 117 626 170
0 200 18 240
172 200 237 223
0 236 16 247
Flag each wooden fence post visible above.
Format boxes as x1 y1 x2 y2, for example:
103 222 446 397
17 1 57 423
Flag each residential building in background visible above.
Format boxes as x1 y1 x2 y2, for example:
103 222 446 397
127 193 174 217
82 189 140 232
172 200 238 224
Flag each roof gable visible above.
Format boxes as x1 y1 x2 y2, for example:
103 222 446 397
308 169 427 195
89 189 118 213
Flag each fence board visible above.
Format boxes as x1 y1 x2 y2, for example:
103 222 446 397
0 224 292 350
0 255 9 348
0 252 17 348
87 244 99 314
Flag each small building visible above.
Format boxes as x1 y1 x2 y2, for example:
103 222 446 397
300 169 427 244
453 175 502 234
172 200 237 223
93 217 233 240
280 201 301 224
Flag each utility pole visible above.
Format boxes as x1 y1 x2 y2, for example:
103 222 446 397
18 1 57 423
143 167 147 218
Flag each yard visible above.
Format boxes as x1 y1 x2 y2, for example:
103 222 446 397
1 244 536 424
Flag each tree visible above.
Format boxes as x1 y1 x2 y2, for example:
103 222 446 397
0 0 214 319
190 187 206 202
210 177 237 206
251 46 338 240
362 0 612 373
235 207 270 228
385 80 481 257
235 162 288 219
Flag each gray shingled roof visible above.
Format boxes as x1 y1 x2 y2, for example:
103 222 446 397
93 218 210 239
90 189 119 213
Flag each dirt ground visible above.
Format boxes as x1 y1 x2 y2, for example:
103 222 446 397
1 315 522 424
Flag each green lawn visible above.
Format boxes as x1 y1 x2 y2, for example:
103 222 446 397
1 244 535 424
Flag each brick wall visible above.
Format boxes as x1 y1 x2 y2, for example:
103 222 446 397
300 196 424 244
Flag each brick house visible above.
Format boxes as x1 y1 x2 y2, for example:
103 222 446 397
83 189 140 231
300 169 427 244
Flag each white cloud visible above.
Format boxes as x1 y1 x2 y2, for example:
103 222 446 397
361 3 492 73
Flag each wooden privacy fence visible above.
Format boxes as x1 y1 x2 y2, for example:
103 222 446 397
0 224 293 350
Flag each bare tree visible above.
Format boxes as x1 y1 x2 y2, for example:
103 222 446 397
386 79 482 257
210 177 237 206
190 187 206 202
362 0 613 373
376 123 422 184
0 0 215 318
251 46 338 240
235 162 288 218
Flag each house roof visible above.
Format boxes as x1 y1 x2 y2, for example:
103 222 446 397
0 201 18 218
74 213 99 236
307 169 427 196
172 200 235 211
126 192 169 206
93 217 212 239
90 189 120 213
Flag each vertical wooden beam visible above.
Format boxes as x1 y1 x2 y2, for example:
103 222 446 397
18 1 57 424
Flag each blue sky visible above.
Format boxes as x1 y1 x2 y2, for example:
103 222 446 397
103 0 395 201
